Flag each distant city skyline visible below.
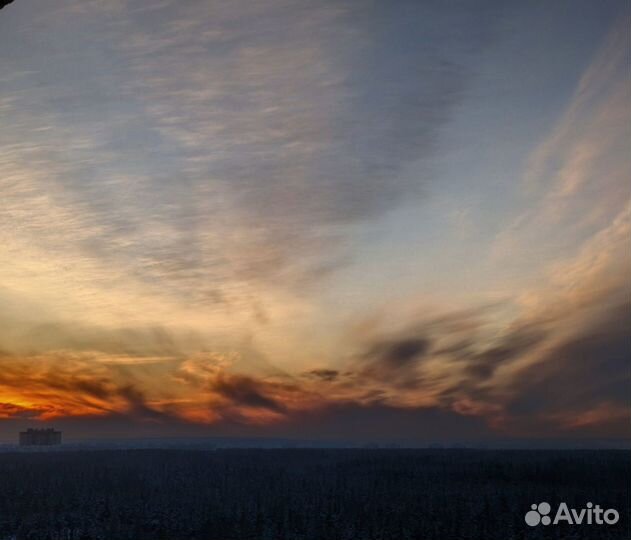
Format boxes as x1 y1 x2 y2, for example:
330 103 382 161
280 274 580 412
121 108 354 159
0 0 629 442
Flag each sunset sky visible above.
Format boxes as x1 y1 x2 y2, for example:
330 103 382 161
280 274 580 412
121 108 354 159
1 0 629 443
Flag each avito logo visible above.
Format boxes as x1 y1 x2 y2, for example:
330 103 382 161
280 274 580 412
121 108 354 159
525 502 619 527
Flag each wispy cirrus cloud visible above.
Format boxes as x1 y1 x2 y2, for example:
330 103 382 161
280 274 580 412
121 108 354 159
0 0 496 320
493 14 630 267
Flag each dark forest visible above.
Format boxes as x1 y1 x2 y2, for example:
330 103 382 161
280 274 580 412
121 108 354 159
0 449 628 540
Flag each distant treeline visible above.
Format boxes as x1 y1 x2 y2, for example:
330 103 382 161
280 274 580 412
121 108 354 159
0 449 628 540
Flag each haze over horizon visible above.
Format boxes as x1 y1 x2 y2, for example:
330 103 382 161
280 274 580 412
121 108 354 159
1 0 629 443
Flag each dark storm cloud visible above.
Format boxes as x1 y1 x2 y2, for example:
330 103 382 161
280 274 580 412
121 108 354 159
506 302 630 419
356 333 433 390
355 306 496 385
117 384 174 421
365 337 432 370
306 369 339 382
461 327 546 380
211 374 287 414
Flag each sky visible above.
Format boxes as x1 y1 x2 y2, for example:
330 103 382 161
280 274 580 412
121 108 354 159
0 0 629 443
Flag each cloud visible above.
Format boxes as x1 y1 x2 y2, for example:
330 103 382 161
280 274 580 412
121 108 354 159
0 281 627 440
0 3 629 443
0 0 510 426
504 301 630 436
0 0 499 329
0 402 47 420
211 374 288 415
332 204 630 434
305 369 339 382
357 335 432 391
365 337 431 369
493 14 630 266
0 348 184 423
1 167 628 439
460 326 545 381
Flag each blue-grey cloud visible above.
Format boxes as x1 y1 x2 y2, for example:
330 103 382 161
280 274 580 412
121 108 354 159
0 0 501 311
